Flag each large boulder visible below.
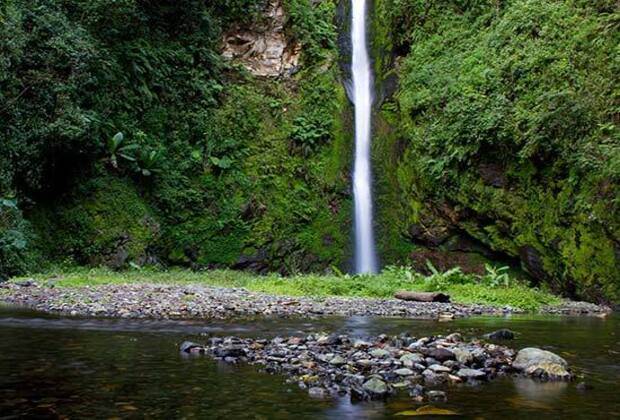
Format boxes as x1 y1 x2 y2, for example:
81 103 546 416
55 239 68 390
513 348 572 380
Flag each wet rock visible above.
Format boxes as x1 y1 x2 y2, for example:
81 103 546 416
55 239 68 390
409 384 425 398
308 387 328 399
180 341 204 353
428 364 451 373
452 348 473 364
329 355 346 366
400 353 425 367
215 345 246 358
485 329 515 340
576 382 593 392
363 378 388 397
513 348 571 380
221 0 301 78
370 348 390 358
457 368 486 380
427 390 447 402
394 368 415 376
429 348 455 362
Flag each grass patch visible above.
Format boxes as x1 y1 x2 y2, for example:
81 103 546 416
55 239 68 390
11 264 563 311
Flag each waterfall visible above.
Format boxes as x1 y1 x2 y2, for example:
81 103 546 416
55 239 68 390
351 0 378 274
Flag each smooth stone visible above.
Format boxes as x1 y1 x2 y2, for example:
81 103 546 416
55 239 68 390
457 368 487 379
513 348 567 369
400 353 425 366
357 359 373 367
452 347 473 364
370 349 390 358
329 355 346 366
363 378 388 396
429 364 451 373
429 348 455 362
394 368 415 376
513 348 571 380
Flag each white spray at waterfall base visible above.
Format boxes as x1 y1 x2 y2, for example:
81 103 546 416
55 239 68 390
351 0 378 274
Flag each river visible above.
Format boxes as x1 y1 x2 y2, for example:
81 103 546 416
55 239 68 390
0 307 618 418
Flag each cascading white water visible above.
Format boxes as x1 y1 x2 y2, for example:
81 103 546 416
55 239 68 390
351 0 378 274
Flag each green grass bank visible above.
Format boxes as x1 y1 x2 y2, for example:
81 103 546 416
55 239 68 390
11 266 563 311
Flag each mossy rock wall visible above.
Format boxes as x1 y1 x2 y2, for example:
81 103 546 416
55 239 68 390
370 0 619 303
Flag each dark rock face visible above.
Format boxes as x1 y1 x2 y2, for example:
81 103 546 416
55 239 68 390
519 246 549 284
478 163 507 188
232 249 268 272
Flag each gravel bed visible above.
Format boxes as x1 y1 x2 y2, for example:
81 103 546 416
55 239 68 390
0 281 611 320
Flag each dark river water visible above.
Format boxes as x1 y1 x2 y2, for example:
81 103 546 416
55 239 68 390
0 306 618 419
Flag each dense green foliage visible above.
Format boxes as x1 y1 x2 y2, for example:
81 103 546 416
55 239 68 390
1 0 617 304
373 0 619 302
0 198 38 279
14 265 562 311
0 0 351 278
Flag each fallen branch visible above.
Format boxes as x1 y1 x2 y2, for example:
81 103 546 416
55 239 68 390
394 291 450 303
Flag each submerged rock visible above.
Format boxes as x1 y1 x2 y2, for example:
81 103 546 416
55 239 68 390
180 341 205 353
513 348 571 380
308 387 328 399
485 329 515 340
426 390 448 402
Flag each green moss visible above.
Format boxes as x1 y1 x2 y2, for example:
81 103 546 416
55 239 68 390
371 0 619 302
32 177 158 267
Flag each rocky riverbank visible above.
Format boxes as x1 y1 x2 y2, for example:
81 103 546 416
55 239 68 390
0 281 610 320
181 331 573 403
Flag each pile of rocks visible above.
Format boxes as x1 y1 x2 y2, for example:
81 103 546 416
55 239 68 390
181 331 572 402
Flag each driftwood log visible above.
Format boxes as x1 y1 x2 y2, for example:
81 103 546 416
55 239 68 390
394 291 451 303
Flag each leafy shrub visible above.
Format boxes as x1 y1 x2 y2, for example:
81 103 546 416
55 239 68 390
0 198 37 279
290 116 331 155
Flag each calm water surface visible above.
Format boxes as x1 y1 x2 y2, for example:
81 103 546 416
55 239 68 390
0 306 618 419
